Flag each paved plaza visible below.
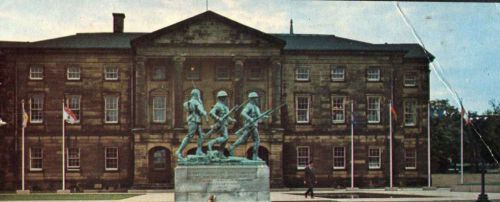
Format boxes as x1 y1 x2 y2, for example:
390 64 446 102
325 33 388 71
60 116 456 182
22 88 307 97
2 188 500 202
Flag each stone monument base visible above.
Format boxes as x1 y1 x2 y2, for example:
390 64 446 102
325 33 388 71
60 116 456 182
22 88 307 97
175 155 270 202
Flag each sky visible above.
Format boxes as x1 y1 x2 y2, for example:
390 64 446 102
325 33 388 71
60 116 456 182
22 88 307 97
1 0 498 113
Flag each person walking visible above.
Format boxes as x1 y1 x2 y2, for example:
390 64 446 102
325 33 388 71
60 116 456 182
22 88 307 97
304 160 317 199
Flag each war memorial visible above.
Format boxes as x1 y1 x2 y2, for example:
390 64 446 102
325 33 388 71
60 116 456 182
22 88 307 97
174 89 276 201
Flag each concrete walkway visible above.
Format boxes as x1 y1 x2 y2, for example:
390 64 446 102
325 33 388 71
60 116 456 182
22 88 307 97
5 188 500 202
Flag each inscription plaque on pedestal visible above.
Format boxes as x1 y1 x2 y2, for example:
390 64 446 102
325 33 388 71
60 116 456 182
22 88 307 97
175 161 270 202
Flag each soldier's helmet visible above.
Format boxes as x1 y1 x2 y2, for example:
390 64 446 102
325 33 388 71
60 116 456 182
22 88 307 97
217 90 228 98
248 92 258 98
191 89 201 98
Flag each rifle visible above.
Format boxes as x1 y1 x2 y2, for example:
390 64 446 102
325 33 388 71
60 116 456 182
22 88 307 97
235 103 286 137
204 100 248 138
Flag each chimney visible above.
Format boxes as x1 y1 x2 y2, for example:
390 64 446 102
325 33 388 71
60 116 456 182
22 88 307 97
290 19 294 34
113 13 125 33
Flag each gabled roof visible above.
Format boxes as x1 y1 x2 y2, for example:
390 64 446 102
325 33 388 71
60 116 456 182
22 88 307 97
130 10 286 47
0 11 432 61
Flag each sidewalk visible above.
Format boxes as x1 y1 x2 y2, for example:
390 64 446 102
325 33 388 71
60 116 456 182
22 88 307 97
4 188 500 202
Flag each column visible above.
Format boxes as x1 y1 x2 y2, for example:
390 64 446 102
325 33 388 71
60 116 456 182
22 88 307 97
232 57 245 127
173 56 185 128
270 57 282 127
134 56 147 128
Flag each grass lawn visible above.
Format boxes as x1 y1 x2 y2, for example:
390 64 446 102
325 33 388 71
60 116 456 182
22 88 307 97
0 193 141 201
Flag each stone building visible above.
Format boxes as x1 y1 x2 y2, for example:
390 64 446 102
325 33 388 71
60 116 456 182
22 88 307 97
0 11 432 191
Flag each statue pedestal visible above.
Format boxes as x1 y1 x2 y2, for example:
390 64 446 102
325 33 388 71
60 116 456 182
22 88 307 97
175 155 270 202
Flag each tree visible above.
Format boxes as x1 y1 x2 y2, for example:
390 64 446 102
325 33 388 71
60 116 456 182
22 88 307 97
431 99 500 173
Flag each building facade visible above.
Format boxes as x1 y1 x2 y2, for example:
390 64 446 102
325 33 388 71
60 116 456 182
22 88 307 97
0 11 432 191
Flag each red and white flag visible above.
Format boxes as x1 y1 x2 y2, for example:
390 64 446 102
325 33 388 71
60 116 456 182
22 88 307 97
63 106 78 124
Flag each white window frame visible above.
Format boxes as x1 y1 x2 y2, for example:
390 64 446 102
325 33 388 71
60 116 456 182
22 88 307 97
105 147 119 171
404 100 417 126
333 146 346 170
368 148 381 169
331 65 345 81
67 148 80 171
29 65 43 80
104 67 119 80
296 146 310 170
295 65 310 81
367 67 380 81
367 96 381 123
404 71 418 87
30 95 44 123
405 148 417 170
67 66 81 80
152 96 166 123
331 96 346 124
215 66 230 80
104 96 119 123
66 95 81 123
295 95 310 123
29 148 43 171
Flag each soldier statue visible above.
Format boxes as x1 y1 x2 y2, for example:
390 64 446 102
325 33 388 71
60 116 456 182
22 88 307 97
175 88 208 160
229 92 268 161
205 90 236 158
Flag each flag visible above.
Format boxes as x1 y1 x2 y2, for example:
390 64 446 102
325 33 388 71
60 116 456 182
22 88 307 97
22 111 29 128
390 103 397 121
63 106 78 124
22 100 29 128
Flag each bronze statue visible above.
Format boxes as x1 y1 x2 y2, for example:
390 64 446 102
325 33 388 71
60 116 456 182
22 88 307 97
205 90 236 158
229 92 268 161
175 88 208 160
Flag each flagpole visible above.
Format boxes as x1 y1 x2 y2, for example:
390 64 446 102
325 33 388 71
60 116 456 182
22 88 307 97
460 105 464 185
21 100 25 191
427 102 431 187
350 101 354 189
389 101 393 188
61 99 65 191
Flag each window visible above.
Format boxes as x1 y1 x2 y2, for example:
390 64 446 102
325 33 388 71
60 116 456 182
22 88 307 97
295 95 310 123
297 146 310 170
104 96 119 123
186 65 200 80
30 95 43 123
30 148 43 171
67 66 80 80
153 149 167 170
331 65 345 81
404 71 417 87
105 147 118 171
215 66 230 80
248 67 262 80
404 100 417 126
331 96 345 123
67 148 80 170
104 67 119 80
368 148 381 169
333 147 345 169
367 96 381 123
29 65 43 80
66 95 80 123
367 67 380 81
152 66 166 80
152 96 166 123
405 148 417 169
295 65 309 81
